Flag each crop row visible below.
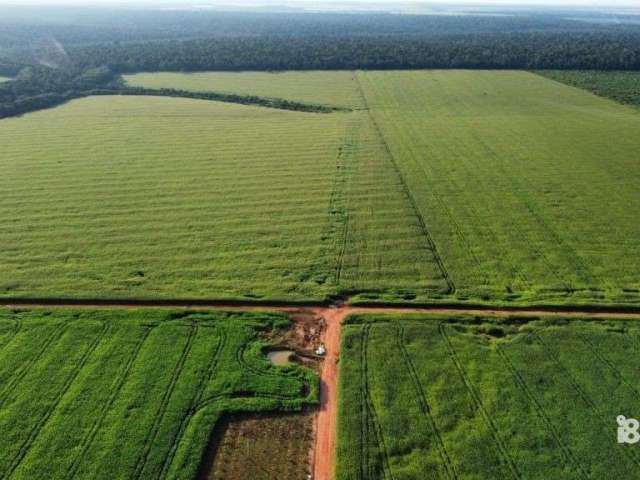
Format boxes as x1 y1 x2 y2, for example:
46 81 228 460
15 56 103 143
0 309 317 480
339 314 640 479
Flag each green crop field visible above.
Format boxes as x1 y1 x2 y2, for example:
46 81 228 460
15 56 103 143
0 308 316 480
124 71 365 109
0 91 445 302
0 76 9 82
355 70 640 306
337 313 640 480
538 70 640 108
2 70 639 306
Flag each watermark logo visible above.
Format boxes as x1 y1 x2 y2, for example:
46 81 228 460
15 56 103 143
618 416 640 444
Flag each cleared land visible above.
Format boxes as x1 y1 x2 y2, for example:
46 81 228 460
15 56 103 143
0 308 316 480
0 89 446 302
337 313 640 479
0 95 350 300
0 76 9 82
2 70 639 306
539 70 640 108
356 70 640 306
124 71 365 109
202 412 314 480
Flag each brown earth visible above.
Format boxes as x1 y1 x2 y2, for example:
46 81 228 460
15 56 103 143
198 411 315 480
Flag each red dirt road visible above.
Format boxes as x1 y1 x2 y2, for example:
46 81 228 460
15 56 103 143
311 307 344 480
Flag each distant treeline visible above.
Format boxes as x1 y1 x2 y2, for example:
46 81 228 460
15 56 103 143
68 32 640 73
2 7 640 119
1 8 635 48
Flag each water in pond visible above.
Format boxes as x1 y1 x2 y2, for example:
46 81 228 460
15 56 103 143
267 350 295 366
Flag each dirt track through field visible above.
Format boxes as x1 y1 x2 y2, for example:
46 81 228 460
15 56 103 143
3 299 640 480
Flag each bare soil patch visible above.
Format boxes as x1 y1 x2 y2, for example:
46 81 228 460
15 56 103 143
197 411 315 480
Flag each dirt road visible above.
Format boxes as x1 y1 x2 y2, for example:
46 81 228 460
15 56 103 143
3 299 640 480
310 307 344 480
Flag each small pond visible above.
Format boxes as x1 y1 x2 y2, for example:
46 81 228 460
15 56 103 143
267 350 295 366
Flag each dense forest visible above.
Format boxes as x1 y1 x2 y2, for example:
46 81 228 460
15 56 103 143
1 6 640 119
69 32 640 73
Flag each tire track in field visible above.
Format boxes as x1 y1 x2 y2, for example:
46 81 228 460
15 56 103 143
396 324 457 480
533 331 640 468
353 73 455 295
66 324 155 480
132 324 198 480
361 324 396 480
4 321 111 479
0 322 67 410
329 124 354 286
577 332 640 399
159 325 227 480
468 131 577 293
376 79 487 285
495 344 590 479
0 318 22 356
358 325 371 480
439 323 522 480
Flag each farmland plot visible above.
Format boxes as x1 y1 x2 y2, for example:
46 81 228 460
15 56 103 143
356 70 640 306
0 91 447 302
338 313 640 479
0 95 350 301
0 308 316 480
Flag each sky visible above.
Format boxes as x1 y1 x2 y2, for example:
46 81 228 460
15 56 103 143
0 0 637 7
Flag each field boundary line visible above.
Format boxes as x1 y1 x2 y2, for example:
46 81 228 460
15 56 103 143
159 325 227 479
533 331 640 468
0 322 67 409
439 323 522 480
495 344 590 479
4 321 110 479
132 324 198 480
396 324 458 480
353 72 455 295
5 297 640 317
66 324 155 479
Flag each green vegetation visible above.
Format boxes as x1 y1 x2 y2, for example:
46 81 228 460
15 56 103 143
0 77 9 82
537 70 640 108
0 91 447 303
0 95 350 300
124 71 364 109
0 308 316 480
356 70 640 306
2 70 639 306
338 313 640 479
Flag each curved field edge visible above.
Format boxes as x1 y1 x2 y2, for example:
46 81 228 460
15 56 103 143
0 308 318 480
123 71 365 110
337 312 640 480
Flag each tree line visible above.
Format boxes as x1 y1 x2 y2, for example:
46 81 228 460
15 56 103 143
1 8 640 119
69 32 640 73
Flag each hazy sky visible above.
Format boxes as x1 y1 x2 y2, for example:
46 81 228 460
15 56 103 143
0 0 637 7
